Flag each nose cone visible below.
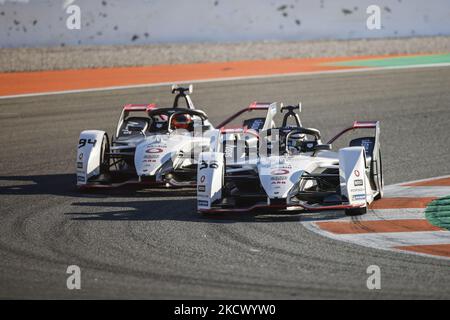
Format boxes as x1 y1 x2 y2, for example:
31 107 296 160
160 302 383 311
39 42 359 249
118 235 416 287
134 135 182 176
258 157 302 199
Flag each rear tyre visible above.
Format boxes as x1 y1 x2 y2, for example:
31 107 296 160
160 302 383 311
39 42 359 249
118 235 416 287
374 149 383 200
198 211 221 219
345 206 367 216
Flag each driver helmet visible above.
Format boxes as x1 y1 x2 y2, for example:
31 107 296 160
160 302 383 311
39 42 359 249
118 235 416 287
171 114 193 130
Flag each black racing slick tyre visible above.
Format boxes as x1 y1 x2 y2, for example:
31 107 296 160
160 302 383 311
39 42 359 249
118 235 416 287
374 149 384 200
100 133 110 173
345 206 367 216
88 134 111 184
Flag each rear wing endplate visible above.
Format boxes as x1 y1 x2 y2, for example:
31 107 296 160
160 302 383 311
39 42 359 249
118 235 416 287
328 121 380 144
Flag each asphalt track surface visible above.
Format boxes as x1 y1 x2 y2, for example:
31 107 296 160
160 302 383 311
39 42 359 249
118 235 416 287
1 67 450 299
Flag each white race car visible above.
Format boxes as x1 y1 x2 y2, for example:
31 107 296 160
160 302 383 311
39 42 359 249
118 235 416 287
196 102 383 216
76 85 215 189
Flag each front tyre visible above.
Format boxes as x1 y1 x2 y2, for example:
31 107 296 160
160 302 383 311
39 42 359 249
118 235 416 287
345 206 367 216
99 134 110 173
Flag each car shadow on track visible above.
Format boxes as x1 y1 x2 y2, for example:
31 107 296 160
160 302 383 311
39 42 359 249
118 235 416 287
0 174 347 223
66 198 347 223
0 174 196 199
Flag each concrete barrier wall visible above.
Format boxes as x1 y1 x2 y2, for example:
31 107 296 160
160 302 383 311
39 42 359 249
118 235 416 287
1 0 450 48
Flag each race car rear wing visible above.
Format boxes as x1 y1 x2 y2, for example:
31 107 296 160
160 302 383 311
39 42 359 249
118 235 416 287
213 102 276 154
216 102 276 129
219 127 259 137
122 104 157 112
327 121 380 144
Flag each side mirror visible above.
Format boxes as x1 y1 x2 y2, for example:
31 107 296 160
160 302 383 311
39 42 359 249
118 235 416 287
315 144 332 151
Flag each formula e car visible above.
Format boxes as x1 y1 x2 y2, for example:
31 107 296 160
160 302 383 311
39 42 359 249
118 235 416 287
196 102 383 215
76 85 215 188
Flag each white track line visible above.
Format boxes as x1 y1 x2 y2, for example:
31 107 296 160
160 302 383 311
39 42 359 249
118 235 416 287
302 175 450 261
1 62 450 100
301 208 426 222
345 208 426 221
388 174 450 187
303 221 450 260
383 186 450 198
332 231 450 248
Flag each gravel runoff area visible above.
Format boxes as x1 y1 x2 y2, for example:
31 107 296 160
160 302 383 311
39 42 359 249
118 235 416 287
1 36 450 72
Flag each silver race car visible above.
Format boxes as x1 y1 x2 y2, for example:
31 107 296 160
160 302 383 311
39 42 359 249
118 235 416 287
196 102 383 215
76 85 215 189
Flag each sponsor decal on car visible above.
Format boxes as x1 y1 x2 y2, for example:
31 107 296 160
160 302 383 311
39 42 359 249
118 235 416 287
77 175 85 182
146 147 164 154
354 179 364 186
271 176 287 180
260 161 292 169
354 169 360 177
200 175 206 183
271 175 287 184
270 169 290 176
198 200 209 207
78 153 83 160
352 194 366 201
273 163 292 168
144 155 160 159
77 162 83 169
146 144 166 148
198 185 206 192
